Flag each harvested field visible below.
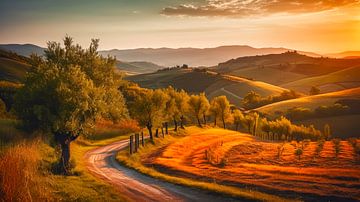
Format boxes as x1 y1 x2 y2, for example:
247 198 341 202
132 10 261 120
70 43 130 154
142 128 360 201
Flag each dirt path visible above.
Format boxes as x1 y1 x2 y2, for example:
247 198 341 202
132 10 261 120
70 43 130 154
84 139 238 202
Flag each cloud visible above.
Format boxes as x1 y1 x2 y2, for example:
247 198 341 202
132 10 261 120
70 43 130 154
161 0 360 17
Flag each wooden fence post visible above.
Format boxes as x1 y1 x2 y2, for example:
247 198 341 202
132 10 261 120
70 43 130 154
129 135 134 154
141 132 144 146
135 133 139 152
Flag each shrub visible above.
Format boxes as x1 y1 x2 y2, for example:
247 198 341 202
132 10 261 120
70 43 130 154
295 148 303 160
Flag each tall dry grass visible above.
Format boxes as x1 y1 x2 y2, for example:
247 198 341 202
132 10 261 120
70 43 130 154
0 139 52 202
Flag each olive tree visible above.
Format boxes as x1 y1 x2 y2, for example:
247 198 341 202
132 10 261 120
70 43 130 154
131 89 168 140
14 37 128 174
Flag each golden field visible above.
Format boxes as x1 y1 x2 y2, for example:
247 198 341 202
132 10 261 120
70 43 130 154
138 128 360 201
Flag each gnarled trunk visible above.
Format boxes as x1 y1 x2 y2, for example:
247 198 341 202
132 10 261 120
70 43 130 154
146 124 153 140
55 131 79 175
173 118 178 131
165 122 168 134
180 115 185 129
197 116 202 127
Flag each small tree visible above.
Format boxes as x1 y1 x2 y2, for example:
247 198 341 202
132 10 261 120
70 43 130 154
132 89 168 140
309 86 320 95
210 96 231 129
295 148 303 160
188 93 209 127
232 109 244 131
14 37 128 174
199 93 210 125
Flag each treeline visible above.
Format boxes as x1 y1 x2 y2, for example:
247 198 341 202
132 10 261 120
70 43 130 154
242 90 301 109
285 99 360 121
120 82 326 141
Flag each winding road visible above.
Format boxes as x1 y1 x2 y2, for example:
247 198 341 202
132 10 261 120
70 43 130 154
84 139 238 202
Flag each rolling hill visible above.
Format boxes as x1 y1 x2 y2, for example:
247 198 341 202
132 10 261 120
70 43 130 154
100 45 321 67
326 51 360 59
116 61 163 74
214 51 360 87
255 87 360 138
0 44 45 57
0 49 31 82
282 66 360 94
127 69 286 107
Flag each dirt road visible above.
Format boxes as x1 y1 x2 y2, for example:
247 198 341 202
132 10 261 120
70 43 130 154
84 139 239 202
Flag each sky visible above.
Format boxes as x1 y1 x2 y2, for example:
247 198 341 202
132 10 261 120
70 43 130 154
0 0 359 53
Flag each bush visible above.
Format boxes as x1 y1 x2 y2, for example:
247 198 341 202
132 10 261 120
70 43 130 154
295 148 303 160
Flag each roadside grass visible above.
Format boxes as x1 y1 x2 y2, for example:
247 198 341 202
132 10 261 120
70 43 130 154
0 118 135 202
116 126 294 202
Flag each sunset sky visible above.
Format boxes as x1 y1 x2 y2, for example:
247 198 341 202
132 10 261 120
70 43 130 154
0 0 359 53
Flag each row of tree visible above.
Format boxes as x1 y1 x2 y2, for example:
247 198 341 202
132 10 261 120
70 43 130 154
121 82 326 142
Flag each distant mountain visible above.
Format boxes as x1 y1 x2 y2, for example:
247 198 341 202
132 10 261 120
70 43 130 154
0 44 45 57
326 51 360 59
0 43 324 67
99 45 322 67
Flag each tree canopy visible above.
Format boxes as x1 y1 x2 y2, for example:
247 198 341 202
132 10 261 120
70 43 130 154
14 37 128 173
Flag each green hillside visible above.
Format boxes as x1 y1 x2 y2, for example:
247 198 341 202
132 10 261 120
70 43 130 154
127 69 286 107
116 61 163 74
255 87 360 138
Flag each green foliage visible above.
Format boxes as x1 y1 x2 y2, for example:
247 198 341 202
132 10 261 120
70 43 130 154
285 103 351 121
130 88 168 139
14 37 128 135
188 93 209 127
242 90 301 109
232 109 244 131
13 37 128 173
209 96 231 129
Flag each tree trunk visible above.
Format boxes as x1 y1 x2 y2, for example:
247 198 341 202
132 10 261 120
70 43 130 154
221 116 226 129
197 116 202 127
55 131 79 175
247 122 251 134
165 122 168 134
60 140 71 174
155 128 159 138
180 115 185 129
161 127 164 137
173 118 178 131
147 124 153 141
235 123 238 131
214 116 217 126
203 113 207 125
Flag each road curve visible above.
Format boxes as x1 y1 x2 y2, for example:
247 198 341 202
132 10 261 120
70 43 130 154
84 139 238 202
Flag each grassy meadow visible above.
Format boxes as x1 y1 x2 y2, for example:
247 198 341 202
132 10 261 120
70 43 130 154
0 118 137 201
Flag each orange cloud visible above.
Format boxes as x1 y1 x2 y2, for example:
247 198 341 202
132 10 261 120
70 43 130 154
161 0 360 17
